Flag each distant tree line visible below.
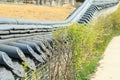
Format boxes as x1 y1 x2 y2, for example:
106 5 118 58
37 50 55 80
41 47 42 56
0 0 85 6
37 0 85 6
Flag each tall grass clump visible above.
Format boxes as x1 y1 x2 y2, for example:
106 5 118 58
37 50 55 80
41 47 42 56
53 5 120 80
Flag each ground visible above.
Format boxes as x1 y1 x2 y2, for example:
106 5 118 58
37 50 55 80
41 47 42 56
90 36 120 80
0 4 75 21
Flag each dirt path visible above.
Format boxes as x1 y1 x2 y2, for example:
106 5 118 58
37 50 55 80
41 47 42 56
0 4 75 21
90 36 120 80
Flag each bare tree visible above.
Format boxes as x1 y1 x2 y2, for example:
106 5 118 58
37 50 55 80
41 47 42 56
56 0 60 6
69 0 76 6
50 0 55 6
39 0 42 5
44 0 47 5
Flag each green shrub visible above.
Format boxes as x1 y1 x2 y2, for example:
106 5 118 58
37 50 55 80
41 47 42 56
53 5 120 80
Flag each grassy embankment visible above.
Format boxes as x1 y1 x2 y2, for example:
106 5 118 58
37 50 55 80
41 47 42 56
53 5 120 80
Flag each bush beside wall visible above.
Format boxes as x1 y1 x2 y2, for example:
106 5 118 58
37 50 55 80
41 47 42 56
53 5 120 80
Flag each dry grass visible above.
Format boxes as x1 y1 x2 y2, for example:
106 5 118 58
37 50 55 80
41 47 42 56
0 4 75 21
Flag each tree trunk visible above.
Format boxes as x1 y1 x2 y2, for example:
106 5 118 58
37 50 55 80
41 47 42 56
61 0 65 6
44 0 47 5
39 0 42 5
56 0 60 6
36 0 40 5
70 0 75 6
50 0 55 6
